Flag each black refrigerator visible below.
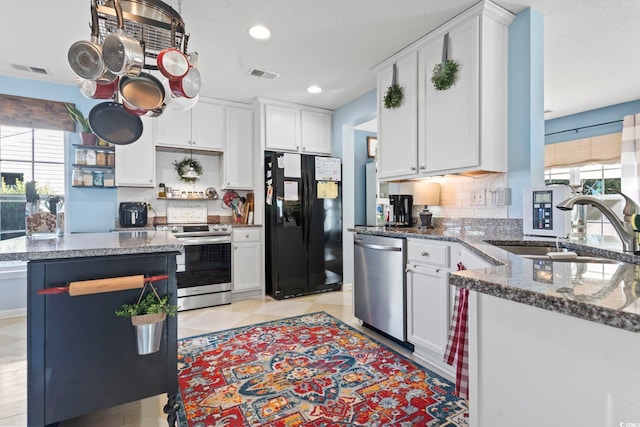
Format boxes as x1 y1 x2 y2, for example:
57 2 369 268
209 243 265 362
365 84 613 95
265 151 343 299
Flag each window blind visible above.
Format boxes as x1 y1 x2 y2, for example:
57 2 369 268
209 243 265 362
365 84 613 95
545 133 621 169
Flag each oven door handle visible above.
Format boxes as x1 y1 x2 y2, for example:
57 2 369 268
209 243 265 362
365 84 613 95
178 236 231 246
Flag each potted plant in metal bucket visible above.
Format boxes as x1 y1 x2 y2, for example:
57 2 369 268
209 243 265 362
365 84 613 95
116 285 178 355
65 103 97 146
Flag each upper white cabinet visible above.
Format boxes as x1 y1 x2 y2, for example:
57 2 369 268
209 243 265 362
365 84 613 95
156 98 225 152
264 104 299 152
115 117 155 187
301 110 332 154
223 105 253 189
374 1 513 179
262 100 333 155
377 52 419 180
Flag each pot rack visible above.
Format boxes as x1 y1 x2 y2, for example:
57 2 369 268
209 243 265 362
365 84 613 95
95 0 187 61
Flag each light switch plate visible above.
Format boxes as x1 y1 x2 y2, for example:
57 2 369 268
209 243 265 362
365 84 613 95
471 190 485 206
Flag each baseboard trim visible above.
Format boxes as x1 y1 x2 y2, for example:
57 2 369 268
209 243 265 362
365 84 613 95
0 308 26 319
342 282 352 291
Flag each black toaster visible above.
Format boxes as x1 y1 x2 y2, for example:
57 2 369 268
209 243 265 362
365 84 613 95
119 202 148 228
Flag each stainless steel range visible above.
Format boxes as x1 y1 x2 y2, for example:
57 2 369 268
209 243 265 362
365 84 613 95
157 223 232 311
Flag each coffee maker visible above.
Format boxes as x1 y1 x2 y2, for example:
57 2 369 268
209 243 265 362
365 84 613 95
387 194 413 227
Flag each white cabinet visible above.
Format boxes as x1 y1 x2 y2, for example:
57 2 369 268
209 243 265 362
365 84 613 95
156 98 225 151
374 2 513 179
419 16 480 174
264 104 299 152
263 101 333 155
377 52 419 180
223 106 253 189
418 7 510 175
405 239 454 377
301 110 332 154
115 117 155 187
407 264 450 356
232 228 261 293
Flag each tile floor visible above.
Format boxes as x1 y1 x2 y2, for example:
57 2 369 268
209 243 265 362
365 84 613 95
0 289 451 426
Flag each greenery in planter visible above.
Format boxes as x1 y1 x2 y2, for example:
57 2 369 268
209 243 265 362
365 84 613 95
65 103 92 133
431 60 459 91
173 157 204 182
383 83 404 109
115 292 178 318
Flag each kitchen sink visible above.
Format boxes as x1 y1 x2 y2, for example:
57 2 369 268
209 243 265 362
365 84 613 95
493 244 620 264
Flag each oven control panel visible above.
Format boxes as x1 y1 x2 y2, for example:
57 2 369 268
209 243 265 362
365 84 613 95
156 224 232 235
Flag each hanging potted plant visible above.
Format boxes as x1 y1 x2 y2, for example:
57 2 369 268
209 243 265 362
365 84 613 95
65 103 97 146
116 285 178 355
383 63 404 109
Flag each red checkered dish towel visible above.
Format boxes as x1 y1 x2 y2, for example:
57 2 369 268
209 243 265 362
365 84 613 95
444 261 469 400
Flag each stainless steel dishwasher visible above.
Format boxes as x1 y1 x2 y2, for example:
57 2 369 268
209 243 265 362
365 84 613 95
354 233 412 349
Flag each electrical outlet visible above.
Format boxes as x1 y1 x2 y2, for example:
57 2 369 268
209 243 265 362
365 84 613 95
490 187 509 206
470 190 485 206
495 187 509 206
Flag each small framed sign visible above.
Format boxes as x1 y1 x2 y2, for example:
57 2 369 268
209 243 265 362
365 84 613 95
367 136 378 158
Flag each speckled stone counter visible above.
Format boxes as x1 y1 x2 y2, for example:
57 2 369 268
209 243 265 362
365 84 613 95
0 230 182 261
350 221 640 333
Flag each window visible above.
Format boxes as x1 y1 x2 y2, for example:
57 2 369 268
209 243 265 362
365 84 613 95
0 125 66 239
544 163 622 237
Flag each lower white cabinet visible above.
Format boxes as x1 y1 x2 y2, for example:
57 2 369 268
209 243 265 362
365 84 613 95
115 117 155 187
406 239 454 377
232 228 261 292
405 239 493 378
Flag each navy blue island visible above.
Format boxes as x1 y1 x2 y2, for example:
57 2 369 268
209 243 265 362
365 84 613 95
0 230 182 427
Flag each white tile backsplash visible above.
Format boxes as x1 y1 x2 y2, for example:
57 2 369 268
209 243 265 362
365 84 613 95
411 173 510 220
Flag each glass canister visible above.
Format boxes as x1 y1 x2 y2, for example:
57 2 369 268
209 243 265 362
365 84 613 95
107 151 115 166
86 150 97 166
93 170 104 187
103 170 115 187
75 149 87 165
83 171 94 186
96 150 107 166
72 170 84 186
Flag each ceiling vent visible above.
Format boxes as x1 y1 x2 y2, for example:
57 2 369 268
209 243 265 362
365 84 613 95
249 68 279 80
11 64 49 75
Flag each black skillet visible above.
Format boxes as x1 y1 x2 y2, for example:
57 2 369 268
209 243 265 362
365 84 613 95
88 102 143 145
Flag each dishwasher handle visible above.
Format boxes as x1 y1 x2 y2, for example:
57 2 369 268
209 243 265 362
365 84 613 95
354 238 402 252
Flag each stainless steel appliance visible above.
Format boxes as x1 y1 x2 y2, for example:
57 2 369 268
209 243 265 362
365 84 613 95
387 194 413 227
119 202 148 227
264 151 342 299
157 223 232 310
353 234 413 349
523 186 572 237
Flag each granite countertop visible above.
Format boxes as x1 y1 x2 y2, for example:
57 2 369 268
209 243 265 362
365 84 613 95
350 224 640 333
0 230 182 262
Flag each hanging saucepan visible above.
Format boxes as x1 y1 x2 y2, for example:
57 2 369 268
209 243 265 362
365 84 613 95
162 77 199 111
88 101 143 145
157 48 189 79
119 72 165 111
169 65 201 99
121 99 147 117
102 0 144 77
157 20 189 79
68 1 117 83
76 76 119 100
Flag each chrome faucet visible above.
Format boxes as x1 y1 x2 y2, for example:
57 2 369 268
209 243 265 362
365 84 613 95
556 190 640 252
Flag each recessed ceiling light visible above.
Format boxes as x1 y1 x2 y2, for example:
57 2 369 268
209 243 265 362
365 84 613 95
249 25 271 40
307 85 322 94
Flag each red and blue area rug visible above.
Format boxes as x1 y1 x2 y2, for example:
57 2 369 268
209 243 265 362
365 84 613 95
177 312 467 426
